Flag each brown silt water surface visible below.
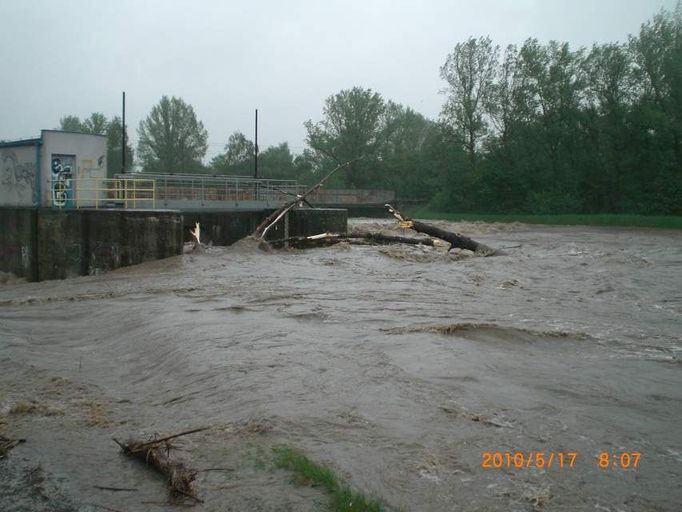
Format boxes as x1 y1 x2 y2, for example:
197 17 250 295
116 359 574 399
1 219 681 511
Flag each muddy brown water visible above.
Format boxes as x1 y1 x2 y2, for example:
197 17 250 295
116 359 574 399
1 219 681 511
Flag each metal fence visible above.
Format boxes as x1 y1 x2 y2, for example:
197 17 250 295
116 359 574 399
118 173 302 210
63 173 393 211
70 178 156 209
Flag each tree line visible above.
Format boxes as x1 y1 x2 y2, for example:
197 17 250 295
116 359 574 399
436 4 682 214
60 4 681 214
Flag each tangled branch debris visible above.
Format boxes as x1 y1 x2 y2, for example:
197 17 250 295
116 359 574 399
113 427 209 503
268 205 496 255
254 160 355 240
250 159 496 257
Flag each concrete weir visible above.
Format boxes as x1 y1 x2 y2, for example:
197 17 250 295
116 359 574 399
182 208 348 245
1 208 183 282
1 207 347 282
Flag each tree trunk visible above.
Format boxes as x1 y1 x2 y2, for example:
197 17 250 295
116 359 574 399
269 231 439 249
385 204 496 255
410 220 491 253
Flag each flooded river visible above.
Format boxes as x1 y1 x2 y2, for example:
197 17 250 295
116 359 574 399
1 219 681 511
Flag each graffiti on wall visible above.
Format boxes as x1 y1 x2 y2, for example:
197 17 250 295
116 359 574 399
0 149 36 206
51 154 75 207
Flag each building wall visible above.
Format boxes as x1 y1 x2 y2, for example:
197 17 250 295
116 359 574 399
40 131 107 207
0 144 38 207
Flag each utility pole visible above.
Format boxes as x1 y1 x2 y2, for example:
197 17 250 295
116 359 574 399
121 91 126 174
254 108 259 179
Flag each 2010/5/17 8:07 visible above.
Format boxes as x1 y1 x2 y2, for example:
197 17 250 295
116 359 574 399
481 451 642 469
482 451 578 469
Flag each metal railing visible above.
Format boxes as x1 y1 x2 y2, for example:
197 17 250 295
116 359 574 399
118 173 303 209
70 178 156 209
62 173 395 211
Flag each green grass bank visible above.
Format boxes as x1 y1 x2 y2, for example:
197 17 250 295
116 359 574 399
273 446 389 512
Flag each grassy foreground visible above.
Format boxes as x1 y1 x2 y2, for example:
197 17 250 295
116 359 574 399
407 209 682 229
273 446 389 512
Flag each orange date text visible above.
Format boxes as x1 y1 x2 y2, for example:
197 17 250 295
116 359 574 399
481 451 577 469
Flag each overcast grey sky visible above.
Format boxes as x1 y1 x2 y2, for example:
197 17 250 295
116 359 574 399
0 0 677 161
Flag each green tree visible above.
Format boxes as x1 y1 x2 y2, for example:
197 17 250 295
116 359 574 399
258 142 296 180
428 5 682 215
82 113 108 135
478 44 531 212
59 115 85 132
440 37 500 171
381 105 440 199
581 43 636 211
305 87 391 188
137 96 208 173
210 131 254 175
292 149 317 185
513 39 586 211
60 113 108 135
629 3 682 211
486 45 523 147
210 133 315 183
106 116 134 176
59 113 133 176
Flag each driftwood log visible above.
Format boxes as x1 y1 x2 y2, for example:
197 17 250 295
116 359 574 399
113 427 208 503
350 231 440 247
385 204 496 255
269 231 441 249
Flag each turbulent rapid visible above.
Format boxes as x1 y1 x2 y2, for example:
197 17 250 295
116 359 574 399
1 219 681 511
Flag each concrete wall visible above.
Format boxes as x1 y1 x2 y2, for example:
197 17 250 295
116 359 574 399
288 208 347 237
37 209 182 280
183 208 348 245
0 208 37 280
0 144 38 207
183 210 263 246
1 206 346 281
0 208 183 281
40 131 107 207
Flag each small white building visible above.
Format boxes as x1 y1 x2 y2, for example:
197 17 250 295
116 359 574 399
0 130 107 207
